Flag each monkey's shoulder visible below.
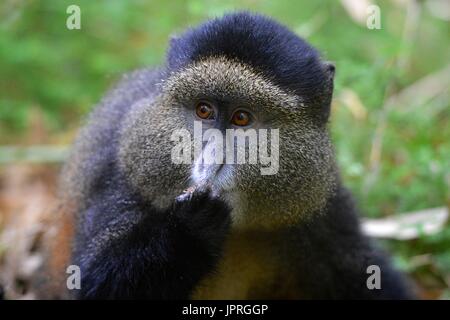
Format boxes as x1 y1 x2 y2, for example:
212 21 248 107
60 67 163 203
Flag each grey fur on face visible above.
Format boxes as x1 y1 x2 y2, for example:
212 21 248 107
118 56 337 228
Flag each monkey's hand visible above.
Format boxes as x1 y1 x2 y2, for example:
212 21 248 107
172 186 231 251
74 185 231 299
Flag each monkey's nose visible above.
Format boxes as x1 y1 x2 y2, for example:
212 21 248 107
193 160 224 184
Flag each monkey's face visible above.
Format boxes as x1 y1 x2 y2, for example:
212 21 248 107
119 56 336 228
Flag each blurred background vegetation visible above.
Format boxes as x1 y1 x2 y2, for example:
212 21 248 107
0 0 449 299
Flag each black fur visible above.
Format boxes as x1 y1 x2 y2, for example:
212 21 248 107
70 12 415 299
168 12 333 117
74 179 230 299
283 186 414 299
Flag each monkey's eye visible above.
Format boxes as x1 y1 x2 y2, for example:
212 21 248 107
231 110 252 126
196 102 215 120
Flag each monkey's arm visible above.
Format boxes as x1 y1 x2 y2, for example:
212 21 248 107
290 187 415 299
73 189 230 299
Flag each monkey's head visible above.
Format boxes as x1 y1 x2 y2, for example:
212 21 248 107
119 12 337 229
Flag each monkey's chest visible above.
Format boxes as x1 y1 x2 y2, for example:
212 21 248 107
191 235 302 299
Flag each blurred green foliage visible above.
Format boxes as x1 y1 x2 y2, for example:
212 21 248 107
0 0 449 297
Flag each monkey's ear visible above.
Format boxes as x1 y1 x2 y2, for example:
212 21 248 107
321 61 335 121
323 61 336 80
